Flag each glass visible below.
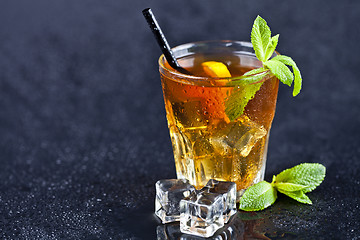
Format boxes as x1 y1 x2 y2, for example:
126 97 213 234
159 40 279 199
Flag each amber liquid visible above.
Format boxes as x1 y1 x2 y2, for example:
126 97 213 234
160 52 279 195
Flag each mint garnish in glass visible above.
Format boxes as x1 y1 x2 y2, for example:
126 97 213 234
225 15 302 121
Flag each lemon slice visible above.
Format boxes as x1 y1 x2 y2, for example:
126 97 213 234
201 61 231 78
200 61 231 123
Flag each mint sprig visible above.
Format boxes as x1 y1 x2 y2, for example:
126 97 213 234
274 163 326 193
239 163 326 211
225 15 303 121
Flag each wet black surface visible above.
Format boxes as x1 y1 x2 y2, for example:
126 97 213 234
0 0 359 239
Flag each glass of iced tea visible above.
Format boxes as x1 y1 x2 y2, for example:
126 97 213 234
159 41 279 199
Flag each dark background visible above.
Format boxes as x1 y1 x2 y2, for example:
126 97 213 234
0 0 359 239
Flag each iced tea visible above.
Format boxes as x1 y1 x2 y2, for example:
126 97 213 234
159 41 279 197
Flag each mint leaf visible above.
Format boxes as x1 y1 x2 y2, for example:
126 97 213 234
273 182 307 192
225 81 263 122
239 181 277 211
224 15 303 122
243 67 269 78
272 55 302 96
264 34 279 61
242 67 271 82
264 59 294 87
274 163 326 193
228 67 269 86
239 163 325 211
225 68 271 121
251 16 271 62
278 190 312 204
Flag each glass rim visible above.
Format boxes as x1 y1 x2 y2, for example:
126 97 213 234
158 40 266 84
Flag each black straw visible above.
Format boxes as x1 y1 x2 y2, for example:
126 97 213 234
142 8 191 75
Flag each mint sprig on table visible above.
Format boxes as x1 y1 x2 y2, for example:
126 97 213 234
239 163 326 211
225 15 302 121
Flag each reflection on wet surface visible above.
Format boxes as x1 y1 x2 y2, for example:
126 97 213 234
123 197 320 239
155 210 301 240
156 212 266 240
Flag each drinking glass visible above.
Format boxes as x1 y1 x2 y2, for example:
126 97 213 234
159 40 279 199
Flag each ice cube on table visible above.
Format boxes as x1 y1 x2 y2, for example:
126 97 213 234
201 179 237 223
155 179 196 224
180 191 224 238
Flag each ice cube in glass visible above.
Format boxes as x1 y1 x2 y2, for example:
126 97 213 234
211 116 266 157
225 115 267 157
171 101 207 129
